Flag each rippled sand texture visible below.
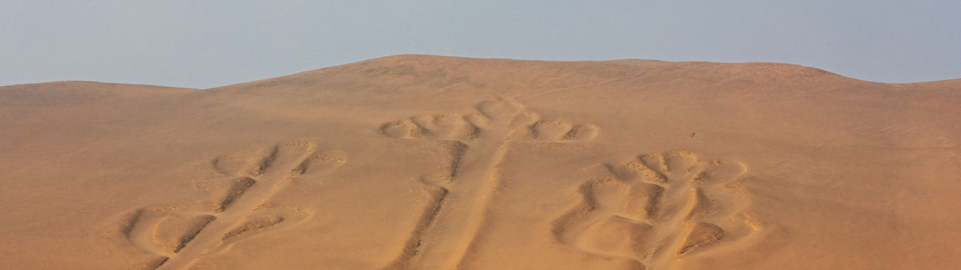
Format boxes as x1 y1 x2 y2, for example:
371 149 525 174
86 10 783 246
2 55 960 270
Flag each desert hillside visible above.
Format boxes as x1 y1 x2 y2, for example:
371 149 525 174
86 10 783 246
1 55 960 270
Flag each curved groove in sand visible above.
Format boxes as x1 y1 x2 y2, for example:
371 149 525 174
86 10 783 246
120 142 346 270
552 152 763 270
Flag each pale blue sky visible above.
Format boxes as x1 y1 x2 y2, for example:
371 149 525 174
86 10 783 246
2 1 959 88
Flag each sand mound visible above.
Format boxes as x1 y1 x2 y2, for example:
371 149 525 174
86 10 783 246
1 55 960 269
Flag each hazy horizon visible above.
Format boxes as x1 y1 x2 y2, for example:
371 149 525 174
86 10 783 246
2 1 959 89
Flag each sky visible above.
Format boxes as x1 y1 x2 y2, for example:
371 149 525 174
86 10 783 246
1 1 959 89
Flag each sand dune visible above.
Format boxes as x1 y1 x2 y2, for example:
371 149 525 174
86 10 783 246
1 55 960 269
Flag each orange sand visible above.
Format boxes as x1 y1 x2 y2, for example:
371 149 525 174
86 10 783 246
1 55 960 270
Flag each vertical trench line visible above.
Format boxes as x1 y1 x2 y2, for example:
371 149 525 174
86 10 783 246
380 185 450 270
444 101 535 269
380 140 463 270
443 111 525 269
648 181 700 269
393 137 509 270
447 141 513 269
402 99 529 270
